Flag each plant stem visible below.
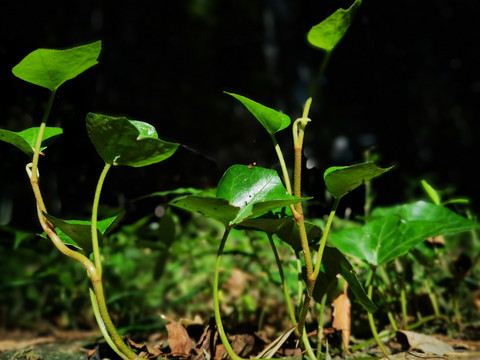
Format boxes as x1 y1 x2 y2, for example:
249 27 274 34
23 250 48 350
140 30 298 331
270 134 293 196
89 288 131 360
91 162 112 277
312 198 340 280
316 293 328 356
366 269 390 357
267 234 298 334
213 227 244 360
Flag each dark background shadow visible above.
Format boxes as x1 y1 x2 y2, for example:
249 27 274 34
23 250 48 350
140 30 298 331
1 0 479 229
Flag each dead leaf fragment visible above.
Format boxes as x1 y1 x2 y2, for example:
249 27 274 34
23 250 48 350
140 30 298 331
161 314 194 357
332 280 351 352
397 330 454 355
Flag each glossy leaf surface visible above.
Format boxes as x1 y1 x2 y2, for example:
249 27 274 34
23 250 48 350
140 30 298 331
86 113 179 167
330 201 480 266
307 0 362 52
171 165 305 227
324 162 392 200
43 212 121 254
217 165 304 225
0 127 62 158
12 41 101 91
225 92 291 134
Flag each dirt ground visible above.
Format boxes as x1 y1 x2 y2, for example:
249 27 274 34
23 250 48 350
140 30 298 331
1 328 479 360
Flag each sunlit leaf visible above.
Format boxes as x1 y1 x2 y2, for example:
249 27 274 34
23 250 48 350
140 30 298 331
0 127 62 158
171 165 306 227
217 165 305 225
307 0 362 52
86 113 179 167
225 92 291 134
12 41 101 91
330 201 480 266
324 162 392 200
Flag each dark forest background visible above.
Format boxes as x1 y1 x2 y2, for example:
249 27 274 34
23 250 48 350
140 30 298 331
1 0 479 230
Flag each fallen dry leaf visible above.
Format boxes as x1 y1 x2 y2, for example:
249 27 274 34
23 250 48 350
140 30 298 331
332 280 351 352
397 330 454 355
160 313 194 357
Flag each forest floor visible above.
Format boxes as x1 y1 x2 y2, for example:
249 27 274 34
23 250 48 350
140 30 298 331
1 326 479 360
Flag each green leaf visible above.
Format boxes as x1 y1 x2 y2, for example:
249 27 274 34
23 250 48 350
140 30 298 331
330 201 480 266
170 195 240 226
312 246 377 313
217 165 305 225
86 113 179 167
0 127 63 158
225 92 291 134
324 162 392 200
171 165 306 227
307 0 362 52
43 212 122 254
421 180 441 205
12 40 102 91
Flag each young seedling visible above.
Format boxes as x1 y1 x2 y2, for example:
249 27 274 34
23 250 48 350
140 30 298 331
2 42 179 360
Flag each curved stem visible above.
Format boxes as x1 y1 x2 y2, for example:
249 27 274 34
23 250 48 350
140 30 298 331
91 163 112 277
89 288 130 360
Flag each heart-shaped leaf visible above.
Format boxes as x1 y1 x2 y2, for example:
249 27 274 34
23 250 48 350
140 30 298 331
171 165 306 227
225 92 291 135
307 0 362 52
217 165 305 225
43 212 122 254
12 41 101 91
86 113 179 167
324 162 392 200
0 127 62 158
330 201 480 266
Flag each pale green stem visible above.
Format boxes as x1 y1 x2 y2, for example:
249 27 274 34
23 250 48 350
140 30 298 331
366 269 390 357
316 293 328 357
267 234 298 333
270 134 293 196
91 162 112 277
312 198 340 280
89 288 130 360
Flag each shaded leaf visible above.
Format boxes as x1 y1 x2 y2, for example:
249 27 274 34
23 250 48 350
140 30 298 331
307 0 362 52
225 92 291 134
12 41 101 91
43 212 122 254
324 162 392 200
86 113 179 167
317 246 377 313
0 127 62 158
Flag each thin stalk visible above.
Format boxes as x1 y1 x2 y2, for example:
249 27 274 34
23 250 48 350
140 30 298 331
267 234 298 334
91 277 140 359
213 227 243 360
312 198 340 280
270 133 293 196
91 162 112 277
89 288 130 360
316 294 328 356
424 278 441 318
366 270 390 357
